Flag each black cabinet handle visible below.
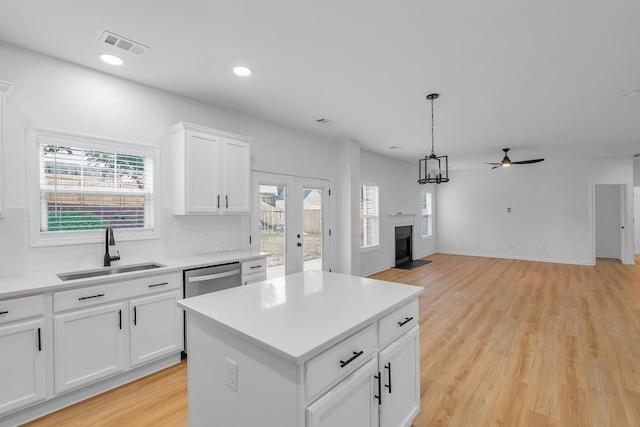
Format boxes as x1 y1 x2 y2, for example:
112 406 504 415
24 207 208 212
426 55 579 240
118 310 122 330
374 372 382 405
148 282 168 288
217 195 220 209
37 327 42 352
339 350 363 368
0 310 8 315
385 362 392 393
78 294 105 301
250 265 262 269
398 316 413 327
225 195 229 208
133 306 137 326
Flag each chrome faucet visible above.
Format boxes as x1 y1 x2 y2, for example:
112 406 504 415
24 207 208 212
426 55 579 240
104 225 121 267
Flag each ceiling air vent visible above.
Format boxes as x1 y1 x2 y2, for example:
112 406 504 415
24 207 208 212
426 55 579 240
316 118 336 125
99 31 149 56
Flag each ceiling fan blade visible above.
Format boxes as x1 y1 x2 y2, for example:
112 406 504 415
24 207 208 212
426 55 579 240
491 164 502 169
511 158 545 165
484 162 501 165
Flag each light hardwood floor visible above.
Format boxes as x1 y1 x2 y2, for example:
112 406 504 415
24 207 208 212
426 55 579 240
24 254 640 426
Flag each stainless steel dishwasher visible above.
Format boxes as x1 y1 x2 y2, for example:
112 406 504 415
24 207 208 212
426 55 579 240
182 262 241 354
183 262 242 298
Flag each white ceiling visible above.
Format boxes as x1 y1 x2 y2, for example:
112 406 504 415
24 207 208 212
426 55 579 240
1 0 639 169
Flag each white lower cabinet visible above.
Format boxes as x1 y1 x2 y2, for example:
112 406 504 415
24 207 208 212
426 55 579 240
0 318 46 415
305 325 420 427
378 326 420 427
129 290 182 367
53 272 183 395
54 302 126 394
306 358 379 427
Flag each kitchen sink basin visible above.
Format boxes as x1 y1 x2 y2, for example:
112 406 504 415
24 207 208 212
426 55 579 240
57 262 166 281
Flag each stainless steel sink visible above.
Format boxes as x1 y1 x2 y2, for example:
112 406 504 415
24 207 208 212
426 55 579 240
56 262 166 281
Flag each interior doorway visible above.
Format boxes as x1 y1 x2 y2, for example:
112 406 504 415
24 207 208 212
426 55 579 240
594 184 627 263
252 172 330 279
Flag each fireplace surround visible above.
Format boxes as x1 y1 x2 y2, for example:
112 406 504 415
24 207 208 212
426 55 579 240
395 225 412 266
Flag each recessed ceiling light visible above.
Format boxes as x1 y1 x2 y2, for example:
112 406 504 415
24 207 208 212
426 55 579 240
233 66 252 77
100 54 124 66
621 90 640 97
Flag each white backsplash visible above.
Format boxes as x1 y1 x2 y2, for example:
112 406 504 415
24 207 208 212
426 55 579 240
0 207 247 278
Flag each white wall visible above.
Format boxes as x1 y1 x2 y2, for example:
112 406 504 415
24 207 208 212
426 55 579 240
635 187 640 254
0 42 346 277
359 149 437 275
594 185 621 258
437 158 593 264
635 159 640 255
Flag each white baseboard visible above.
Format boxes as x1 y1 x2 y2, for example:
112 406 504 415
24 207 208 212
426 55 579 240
361 264 391 277
437 250 594 266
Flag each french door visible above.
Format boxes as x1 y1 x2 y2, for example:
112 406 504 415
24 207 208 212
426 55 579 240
252 172 330 279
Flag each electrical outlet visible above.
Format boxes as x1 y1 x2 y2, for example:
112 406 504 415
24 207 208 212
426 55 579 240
226 357 238 392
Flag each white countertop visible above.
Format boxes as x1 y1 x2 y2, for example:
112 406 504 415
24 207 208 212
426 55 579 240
0 250 268 299
178 270 424 363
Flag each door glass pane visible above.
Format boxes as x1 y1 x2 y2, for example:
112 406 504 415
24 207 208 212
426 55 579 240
259 185 286 279
302 188 323 271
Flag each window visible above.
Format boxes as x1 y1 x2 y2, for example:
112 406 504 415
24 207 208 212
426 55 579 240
360 184 379 249
30 128 156 246
421 191 432 238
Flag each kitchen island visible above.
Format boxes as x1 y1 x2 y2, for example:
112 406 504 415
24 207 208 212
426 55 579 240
178 270 424 427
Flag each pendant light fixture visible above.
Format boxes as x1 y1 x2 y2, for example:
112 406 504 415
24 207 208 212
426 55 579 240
418 93 449 184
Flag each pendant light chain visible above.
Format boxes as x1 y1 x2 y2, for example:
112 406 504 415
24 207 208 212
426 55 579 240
430 96 435 157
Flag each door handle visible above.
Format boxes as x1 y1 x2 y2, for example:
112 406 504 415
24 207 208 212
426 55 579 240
384 362 392 393
297 243 302 247
374 372 382 405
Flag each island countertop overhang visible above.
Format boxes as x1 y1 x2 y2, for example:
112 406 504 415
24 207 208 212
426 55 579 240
177 270 424 363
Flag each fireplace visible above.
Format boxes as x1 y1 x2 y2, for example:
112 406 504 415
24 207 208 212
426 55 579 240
395 226 412 267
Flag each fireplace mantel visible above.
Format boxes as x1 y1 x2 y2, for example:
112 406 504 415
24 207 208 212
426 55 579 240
389 214 415 226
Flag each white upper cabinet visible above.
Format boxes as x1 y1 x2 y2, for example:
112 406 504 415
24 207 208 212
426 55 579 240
170 123 252 215
0 81 14 217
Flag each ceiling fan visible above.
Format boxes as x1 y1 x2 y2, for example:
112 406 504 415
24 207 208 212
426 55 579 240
486 148 544 169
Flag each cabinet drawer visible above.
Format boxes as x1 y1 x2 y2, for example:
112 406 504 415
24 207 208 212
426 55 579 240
126 272 182 297
305 324 377 401
242 272 267 286
241 258 266 275
0 295 44 324
378 299 419 349
54 273 182 313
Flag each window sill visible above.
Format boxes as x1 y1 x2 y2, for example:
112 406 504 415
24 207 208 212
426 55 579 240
361 245 380 253
421 235 433 241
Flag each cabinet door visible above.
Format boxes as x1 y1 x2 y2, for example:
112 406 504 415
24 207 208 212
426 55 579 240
306 358 379 427
379 325 420 427
54 302 126 394
129 290 183 367
186 131 222 213
222 139 251 212
0 318 46 415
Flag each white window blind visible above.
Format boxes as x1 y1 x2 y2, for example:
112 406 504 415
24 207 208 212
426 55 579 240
421 191 432 237
39 142 154 234
360 184 379 248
